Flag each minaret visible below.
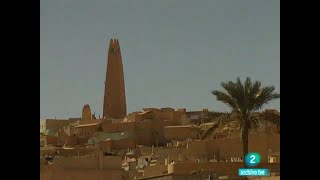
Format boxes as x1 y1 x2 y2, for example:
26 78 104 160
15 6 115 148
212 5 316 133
103 39 127 119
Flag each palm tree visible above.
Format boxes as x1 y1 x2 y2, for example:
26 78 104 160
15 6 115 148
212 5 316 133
212 77 280 167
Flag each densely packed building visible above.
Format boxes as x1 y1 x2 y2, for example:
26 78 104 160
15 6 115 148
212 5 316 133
40 39 280 180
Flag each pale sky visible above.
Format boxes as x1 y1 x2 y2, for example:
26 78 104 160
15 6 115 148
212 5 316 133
40 0 280 119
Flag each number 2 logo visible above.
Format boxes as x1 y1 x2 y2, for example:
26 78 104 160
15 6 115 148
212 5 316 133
245 153 261 167
250 155 256 164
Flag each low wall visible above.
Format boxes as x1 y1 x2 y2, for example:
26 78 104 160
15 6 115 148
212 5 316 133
46 136 58 145
184 132 280 163
140 147 185 158
135 121 152 145
63 169 125 180
40 147 97 157
54 157 98 169
45 155 122 170
103 156 122 169
40 165 126 180
40 158 47 165
164 126 200 141
113 138 136 150
58 136 78 146
40 165 65 180
143 165 168 177
218 133 280 163
185 141 207 157
102 122 135 133
136 173 174 180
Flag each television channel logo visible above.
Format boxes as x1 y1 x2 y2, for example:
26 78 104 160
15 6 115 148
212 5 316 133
245 152 261 167
238 152 270 177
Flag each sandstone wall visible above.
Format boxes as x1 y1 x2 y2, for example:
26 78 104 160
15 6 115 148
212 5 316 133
164 126 200 141
102 121 135 133
143 165 168 177
54 157 98 169
40 165 125 180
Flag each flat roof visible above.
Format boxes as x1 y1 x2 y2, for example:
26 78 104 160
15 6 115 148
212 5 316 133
165 125 198 128
139 110 152 115
62 147 74 150
74 123 100 128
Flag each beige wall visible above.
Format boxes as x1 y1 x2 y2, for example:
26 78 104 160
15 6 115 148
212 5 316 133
40 120 46 133
143 165 168 177
139 131 279 164
103 156 122 169
58 136 78 146
101 109 185 147
185 140 209 161
140 147 185 163
102 121 135 133
218 132 280 163
54 157 98 169
112 138 136 150
186 132 279 163
40 165 126 180
40 147 97 157
40 165 64 180
204 140 220 160
45 119 70 132
133 108 185 124
78 119 101 125
135 120 152 145
63 169 125 180
52 153 122 169
40 136 47 146
164 126 200 141
40 135 58 146
74 125 99 139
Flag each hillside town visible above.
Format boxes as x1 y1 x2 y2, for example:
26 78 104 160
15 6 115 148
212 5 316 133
40 39 280 180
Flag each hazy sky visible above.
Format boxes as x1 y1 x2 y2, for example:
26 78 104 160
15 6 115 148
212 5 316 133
40 0 280 119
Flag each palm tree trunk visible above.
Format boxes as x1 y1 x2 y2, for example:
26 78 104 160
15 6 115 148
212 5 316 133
242 119 249 168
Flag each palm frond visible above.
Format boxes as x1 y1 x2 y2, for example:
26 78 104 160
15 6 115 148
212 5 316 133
212 90 239 111
252 86 280 111
211 77 280 125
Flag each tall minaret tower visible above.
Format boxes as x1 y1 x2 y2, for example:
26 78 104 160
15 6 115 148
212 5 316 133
103 39 127 119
